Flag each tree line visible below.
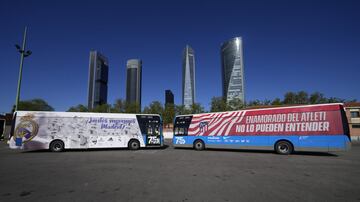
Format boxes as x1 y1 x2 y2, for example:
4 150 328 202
67 100 205 125
14 91 356 125
246 91 356 106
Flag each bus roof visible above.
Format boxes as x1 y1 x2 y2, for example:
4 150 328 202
176 103 344 117
15 111 161 118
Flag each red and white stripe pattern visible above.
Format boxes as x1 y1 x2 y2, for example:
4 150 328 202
188 111 246 136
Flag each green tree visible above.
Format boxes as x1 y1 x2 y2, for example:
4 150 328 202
327 97 345 103
67 104 88 112
125 102 141 113
91 104 111 113
190 103 205 114
263 99 271 106
295 91 309 104
227 98 244 110
210 97 227 112
309 92 327 104
210 97 244 112
271 98 282 105
175 105 192 116
247 99 262 107
283 92 296 104
16 98 55 111
163 103 175 125
143 101 164 115
111 99 126 113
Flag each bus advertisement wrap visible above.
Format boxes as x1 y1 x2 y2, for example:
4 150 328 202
188 104 343 136
9 111 163 151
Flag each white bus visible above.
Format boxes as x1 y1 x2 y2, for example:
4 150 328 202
9 111 164 152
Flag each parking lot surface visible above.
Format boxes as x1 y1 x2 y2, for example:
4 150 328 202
0 140 359 202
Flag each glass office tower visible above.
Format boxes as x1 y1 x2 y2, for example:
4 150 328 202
221 37 245 103
182 45 196 109
88 51 108 110
126 59 142 108
165 90 174 106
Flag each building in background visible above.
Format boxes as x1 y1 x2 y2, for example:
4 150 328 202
182 45 196 109
221 37 245 103
165 90 174 106
126 59 142 108
344 102 360 141
88 51 109 110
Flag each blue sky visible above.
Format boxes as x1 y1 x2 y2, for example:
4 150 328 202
0 0 359 113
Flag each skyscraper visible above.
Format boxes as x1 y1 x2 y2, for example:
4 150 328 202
221 37 245 103
182 45 196 109
88 50 108 110
165 90 174 106
126 59 142 108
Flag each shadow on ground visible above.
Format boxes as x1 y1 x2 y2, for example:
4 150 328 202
22 144 170 153
174 146 338 157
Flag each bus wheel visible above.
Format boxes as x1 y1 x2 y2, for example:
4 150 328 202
275 141 293 155
128 139 140 150
194 140 205 151
50 140 64 152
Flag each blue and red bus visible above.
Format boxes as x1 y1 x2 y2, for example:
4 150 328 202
173 103 351 154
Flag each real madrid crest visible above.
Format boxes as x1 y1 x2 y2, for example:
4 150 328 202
14 114 39 143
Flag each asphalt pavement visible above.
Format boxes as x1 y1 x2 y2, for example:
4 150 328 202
0 140 359 202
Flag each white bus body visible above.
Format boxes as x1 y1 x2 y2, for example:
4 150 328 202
9 111 163 151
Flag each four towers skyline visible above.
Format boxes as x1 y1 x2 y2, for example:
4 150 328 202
87 37 245 110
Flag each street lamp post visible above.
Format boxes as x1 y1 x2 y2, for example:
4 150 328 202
14 26 32 112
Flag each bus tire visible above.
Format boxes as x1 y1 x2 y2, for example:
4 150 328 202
275 140 293 155
128 139 140 150
194 139 205 151
49 140 65 152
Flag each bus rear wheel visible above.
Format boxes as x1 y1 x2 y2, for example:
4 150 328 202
275 141 293 155
50 140 64 152
194 140 205 151
128 139 140 150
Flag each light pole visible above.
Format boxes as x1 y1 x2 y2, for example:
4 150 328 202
14 26 32 112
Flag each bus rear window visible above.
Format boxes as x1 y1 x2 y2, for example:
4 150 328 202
175 127 188 136
136 115 161 135
174 116 192 136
